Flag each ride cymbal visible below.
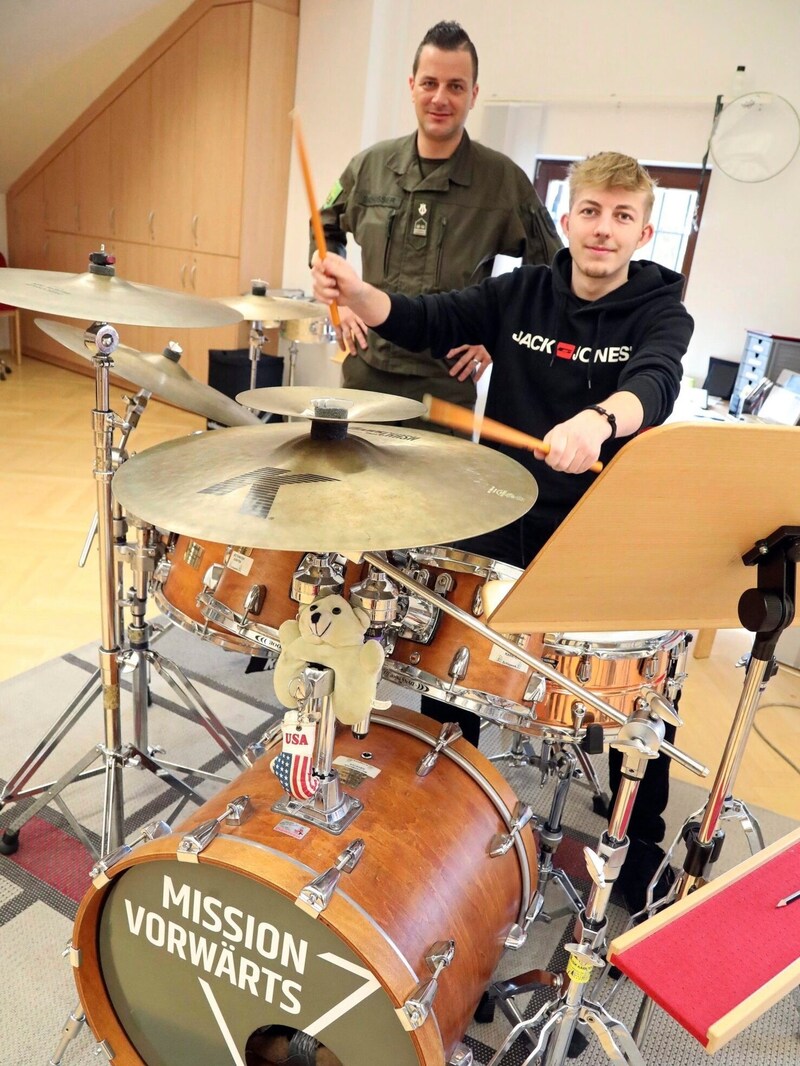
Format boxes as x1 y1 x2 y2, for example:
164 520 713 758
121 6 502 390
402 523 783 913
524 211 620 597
111 422 537 552
236 386 426 423
36 319 260 428
0 268 242 327
216 292 326 324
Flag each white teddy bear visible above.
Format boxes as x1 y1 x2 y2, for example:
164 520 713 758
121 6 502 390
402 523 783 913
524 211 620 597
273 594 385 726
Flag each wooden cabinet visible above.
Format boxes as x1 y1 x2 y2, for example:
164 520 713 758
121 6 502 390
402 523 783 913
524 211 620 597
7 0 299 387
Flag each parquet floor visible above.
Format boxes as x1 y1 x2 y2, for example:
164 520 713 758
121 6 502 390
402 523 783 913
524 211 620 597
1 355 798 819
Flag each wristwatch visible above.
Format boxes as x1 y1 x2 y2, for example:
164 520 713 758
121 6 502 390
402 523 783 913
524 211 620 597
585 404 617 440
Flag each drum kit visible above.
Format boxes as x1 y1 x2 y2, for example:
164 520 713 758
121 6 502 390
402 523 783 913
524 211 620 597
2 250 795 1066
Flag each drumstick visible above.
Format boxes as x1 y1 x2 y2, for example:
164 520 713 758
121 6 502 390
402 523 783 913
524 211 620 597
423 394 604 474
292 113 347 352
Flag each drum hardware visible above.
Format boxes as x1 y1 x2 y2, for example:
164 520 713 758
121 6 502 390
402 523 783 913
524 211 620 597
416 722 463 777
89 819 172 888
359 550 709 780
399 940 457 1032
296 837 366 916
485 702 680 1066
176 794 253 859
272 664 364 834
0 250 246 860
489 800 535 857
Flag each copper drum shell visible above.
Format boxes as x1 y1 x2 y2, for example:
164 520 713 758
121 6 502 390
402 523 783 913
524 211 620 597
151 533 261 655
386 549 544 710
71 706 538 1065
531 630 688 730
209 550 363 652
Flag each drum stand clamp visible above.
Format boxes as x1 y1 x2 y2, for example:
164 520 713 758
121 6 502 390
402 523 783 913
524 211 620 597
485 701 681 1066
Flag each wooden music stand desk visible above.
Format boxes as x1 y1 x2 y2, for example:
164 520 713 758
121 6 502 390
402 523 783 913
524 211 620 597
488 422 800 635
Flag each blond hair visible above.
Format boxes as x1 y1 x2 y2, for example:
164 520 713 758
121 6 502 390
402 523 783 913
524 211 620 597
568 152 656 221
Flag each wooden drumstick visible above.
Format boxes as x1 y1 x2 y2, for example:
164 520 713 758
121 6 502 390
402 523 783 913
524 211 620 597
292 113 347 352
423 394 604 474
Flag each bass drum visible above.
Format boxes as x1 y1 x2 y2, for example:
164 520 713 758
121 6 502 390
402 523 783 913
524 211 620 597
72 707 538 1066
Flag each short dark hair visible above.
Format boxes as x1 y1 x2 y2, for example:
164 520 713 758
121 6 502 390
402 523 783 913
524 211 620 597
412 21 478 82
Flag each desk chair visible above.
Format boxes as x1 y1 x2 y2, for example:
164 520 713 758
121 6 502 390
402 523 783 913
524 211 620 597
0 252 22 370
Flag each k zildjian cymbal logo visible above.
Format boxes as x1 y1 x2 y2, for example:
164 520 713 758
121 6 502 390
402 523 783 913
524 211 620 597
200 467 338 519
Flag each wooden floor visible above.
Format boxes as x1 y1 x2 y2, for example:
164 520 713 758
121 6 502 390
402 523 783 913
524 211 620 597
1 356 798 820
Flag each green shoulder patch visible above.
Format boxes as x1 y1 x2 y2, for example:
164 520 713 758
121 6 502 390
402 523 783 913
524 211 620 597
323 179 343 208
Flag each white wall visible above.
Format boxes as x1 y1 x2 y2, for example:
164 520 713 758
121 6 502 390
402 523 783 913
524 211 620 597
283 0 800 383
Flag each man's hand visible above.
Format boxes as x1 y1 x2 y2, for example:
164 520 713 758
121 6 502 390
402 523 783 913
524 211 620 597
337 306 369 356
310 251 391 333
534 409 611 474
446 344 492 382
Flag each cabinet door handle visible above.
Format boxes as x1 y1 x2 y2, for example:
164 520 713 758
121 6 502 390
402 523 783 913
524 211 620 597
190 263 197 290
191 214 199 243
180 263 187 289
148 210 155 240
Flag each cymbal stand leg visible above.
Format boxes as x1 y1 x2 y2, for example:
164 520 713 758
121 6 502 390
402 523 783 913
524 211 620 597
247 321 266 397
287 340 299 388
487 728 539 767
487 705 667 1066
119 519 250 780
536 747 584 923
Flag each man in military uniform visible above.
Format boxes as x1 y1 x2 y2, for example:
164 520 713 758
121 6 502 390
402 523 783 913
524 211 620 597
313 20 561 416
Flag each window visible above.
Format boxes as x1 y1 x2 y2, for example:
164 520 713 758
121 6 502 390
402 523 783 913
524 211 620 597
534 160 710 290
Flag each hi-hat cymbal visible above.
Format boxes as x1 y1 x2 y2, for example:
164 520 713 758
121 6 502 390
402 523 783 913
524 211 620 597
0 268 242 327
216 292 326 324
111 422 537 552
36 319 260 428
236 386 426 423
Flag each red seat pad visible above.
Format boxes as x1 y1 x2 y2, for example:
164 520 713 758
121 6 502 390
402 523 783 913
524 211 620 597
609 841 800 1046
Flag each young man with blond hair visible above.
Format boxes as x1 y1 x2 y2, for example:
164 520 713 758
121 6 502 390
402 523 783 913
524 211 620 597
312 151 694 911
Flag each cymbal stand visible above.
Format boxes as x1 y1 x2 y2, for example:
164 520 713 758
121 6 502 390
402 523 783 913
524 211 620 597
246 319 269 395
625 525 799 1048
485 704 677 1066
0 315 204 859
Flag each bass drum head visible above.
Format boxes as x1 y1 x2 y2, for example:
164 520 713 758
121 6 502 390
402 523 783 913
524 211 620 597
97 859 418 1066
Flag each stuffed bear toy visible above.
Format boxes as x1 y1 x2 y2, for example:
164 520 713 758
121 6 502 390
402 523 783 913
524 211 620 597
273 595 385 726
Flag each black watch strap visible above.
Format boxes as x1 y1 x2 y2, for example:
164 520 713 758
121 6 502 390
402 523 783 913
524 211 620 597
585 404 617 440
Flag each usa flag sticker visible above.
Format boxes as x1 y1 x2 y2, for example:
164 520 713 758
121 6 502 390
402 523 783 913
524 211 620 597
271 711 319 801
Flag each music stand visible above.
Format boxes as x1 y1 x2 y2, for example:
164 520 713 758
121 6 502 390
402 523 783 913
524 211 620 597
484 421 800 1064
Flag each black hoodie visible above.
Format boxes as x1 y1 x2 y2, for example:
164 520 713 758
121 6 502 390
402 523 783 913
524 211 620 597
377 246 694 526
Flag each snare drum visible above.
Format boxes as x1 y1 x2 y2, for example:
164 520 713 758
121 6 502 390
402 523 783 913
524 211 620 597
381 547 545 716
532 630 689 735
71 706 538 1065
201 550 363 653
280 311 335 345
151 534 263 655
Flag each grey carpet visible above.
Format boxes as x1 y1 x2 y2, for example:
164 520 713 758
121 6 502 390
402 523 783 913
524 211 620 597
0 622 798 1065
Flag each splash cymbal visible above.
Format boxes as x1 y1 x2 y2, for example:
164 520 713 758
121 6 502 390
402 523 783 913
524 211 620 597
235 386 426 423
0 268 242 327
36 319 260 428
111 422 537 552
216 292 326 324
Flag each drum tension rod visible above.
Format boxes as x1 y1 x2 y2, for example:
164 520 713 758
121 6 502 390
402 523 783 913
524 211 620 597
89 819 172 888
489 801 535 857
416 721 462 777
295 838 366 917
398 940 456 1031
176 795 252 861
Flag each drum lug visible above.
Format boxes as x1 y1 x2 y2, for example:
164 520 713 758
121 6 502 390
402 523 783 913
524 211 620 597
577 653 593 684
666 671 688 701
242 583 266 617
398 940 456 1031
448 1043 473 1065
90 819 171 887
202 562 224 593
152 554 171 585
523 672 547 704
176 795 251 861
435 572 454 598
641 653 658 681
416 721 462 776
295 838 366 917
489 801 534 857
63 940 82 968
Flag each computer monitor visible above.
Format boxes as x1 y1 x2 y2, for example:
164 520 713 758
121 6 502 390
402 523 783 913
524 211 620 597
702 356 739 401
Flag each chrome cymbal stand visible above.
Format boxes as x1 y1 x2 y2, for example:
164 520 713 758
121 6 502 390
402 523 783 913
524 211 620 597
486 703 678 1066
0 314 204 858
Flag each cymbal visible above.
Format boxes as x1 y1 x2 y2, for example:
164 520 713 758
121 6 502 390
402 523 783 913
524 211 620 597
111 422 537 552
236 386 426 423
0 268 242 327
36 319 261 428
216 292 326 324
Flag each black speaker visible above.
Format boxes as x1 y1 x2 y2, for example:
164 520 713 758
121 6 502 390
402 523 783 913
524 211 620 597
207 347 285 427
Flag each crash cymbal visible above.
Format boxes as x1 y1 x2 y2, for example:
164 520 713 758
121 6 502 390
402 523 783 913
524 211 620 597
0 267 242 327
217 292 326 324
111 422 537 552
236 386 426 423
36 319 260 428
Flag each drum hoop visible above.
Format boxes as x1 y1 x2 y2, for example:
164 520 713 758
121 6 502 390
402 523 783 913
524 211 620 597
151 586 266 656
371 712 536 927
198 591 282 653
543 629 686 659
403 546 522 582
75 836 443 1064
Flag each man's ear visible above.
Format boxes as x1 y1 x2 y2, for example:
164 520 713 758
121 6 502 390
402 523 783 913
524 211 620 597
560 212 570 239
470 81 479 110
637 222 655 249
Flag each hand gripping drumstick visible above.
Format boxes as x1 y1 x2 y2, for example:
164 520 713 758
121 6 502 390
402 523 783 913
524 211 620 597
423 394 604 474
292 113 347 352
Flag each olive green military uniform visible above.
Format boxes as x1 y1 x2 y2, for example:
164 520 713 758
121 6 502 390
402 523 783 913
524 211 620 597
316 131 561 411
